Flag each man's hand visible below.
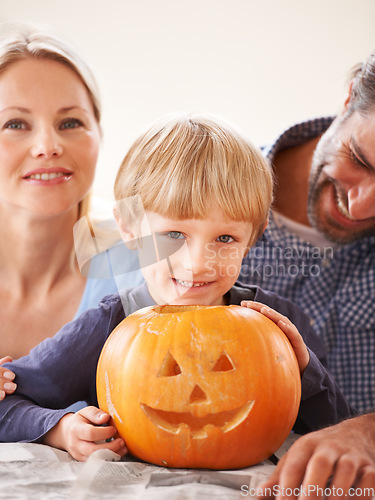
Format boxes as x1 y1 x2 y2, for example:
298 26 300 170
43 406 128 462
257 414 375 499
0 356 16 400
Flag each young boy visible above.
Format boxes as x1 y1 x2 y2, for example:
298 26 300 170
0 114 354 462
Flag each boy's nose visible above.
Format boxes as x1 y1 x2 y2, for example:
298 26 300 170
183 244 208 274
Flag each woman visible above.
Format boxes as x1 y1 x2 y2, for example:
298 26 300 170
0 22 142 398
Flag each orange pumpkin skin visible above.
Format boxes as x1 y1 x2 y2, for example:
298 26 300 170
96 304 301 470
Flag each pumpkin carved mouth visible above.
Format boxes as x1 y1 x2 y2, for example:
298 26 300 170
141 401 254 439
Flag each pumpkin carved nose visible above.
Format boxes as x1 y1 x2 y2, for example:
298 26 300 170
189 384 208 404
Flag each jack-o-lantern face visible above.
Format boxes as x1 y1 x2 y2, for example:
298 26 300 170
141 349 255 439
97 305 301 470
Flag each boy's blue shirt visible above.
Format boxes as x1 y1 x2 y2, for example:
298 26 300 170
0 281 355 444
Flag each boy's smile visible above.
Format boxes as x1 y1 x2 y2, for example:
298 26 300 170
131 207 254 306
173 279 209 288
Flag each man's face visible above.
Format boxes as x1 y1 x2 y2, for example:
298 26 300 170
308 110 375 244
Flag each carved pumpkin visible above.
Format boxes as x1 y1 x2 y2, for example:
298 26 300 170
96 304 301 469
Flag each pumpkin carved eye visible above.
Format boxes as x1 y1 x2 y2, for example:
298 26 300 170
212 352 234 372
157 351 181 377
157 351 235 377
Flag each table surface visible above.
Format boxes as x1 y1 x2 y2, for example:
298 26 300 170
0 435 299 499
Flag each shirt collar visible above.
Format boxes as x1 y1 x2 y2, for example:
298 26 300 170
264 116 335 163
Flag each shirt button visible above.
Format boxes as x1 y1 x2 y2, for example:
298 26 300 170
310 318 315 327
322 259 331 267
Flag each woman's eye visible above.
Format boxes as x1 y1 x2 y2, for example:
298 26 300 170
60 118 83 130
4 120 26 130
167 231 184 240
217 235 234 243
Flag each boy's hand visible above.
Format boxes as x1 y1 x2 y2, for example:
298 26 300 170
0 356 16 400
241 301 309 375
43 406 128 462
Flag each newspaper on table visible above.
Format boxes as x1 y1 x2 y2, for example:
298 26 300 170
0 435 299 500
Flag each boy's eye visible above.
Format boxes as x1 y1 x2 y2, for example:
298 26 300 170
217 235 234 243
167 231 184 240
4 119 27 130
60 118 83 130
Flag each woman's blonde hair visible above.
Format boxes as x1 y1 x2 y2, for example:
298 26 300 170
0 21 101 218
115 114 273 243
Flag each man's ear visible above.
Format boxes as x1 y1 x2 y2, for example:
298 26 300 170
342 80 354 113
113 206 139 250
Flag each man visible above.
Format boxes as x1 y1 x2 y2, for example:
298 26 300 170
240 50 375 414
239 50 375 496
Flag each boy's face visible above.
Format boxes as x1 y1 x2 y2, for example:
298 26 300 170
128 207 254 305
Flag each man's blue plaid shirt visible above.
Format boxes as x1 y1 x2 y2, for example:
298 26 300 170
240 117 375 413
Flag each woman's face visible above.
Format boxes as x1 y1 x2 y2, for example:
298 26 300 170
0 57 100 218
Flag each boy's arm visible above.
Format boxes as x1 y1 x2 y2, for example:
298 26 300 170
293 348 357 433
241 289 356 432
0 296 124 443
0 396 127 461
44 406 127 461
241 301 309 374
0 395 71 442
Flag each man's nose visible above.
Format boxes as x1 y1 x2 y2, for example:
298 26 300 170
347 181 375 220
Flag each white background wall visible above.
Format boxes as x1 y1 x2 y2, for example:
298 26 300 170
2 0 375 201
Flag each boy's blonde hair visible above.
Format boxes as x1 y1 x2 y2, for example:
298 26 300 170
114 114 273 243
